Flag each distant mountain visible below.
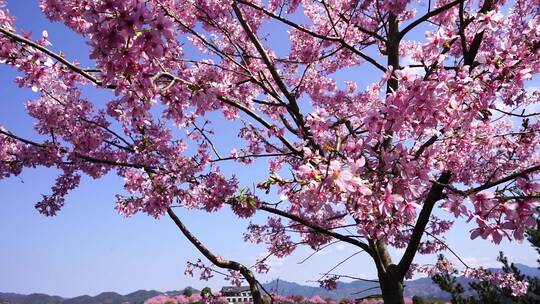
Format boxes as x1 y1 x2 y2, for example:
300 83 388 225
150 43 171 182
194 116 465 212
0 293 63 304
0 288 195 304
2 265 538 303
262 264 540 300
64 292 127 304
0 293 27 303
507 263 540 277
261 277 465 300
124 290 164 304
262 278 402 300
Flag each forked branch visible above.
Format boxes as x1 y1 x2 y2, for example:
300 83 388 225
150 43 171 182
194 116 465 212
167 208 263 304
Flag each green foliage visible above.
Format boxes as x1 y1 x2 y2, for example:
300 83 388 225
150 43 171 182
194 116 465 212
431 218 540 304
240 188 258 204
412 295 426 304
182 287 193 297
200 287 212 297
432 267 467 304
528 217 540 263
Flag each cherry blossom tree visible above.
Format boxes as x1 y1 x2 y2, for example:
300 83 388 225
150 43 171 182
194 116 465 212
1 0 539 303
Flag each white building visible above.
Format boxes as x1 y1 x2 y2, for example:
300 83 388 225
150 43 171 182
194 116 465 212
220 286 253 304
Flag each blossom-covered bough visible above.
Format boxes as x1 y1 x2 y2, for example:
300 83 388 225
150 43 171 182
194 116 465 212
1 0 539 303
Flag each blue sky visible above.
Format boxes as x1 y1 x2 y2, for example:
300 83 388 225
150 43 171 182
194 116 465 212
0 0 538 298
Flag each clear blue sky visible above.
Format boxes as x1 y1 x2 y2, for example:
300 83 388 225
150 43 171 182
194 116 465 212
0 0 538 298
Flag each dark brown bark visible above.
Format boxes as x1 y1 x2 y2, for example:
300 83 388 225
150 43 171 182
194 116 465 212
397 172 451 279
258 204 373 255
370 241 405 304
167 208 262 304
368 11 408 304
380 274 405 304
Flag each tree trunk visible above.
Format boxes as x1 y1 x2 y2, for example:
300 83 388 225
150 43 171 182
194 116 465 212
380 270 405 304
371 240 405 304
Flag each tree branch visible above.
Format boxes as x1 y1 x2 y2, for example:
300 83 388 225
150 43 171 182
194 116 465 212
467 165 540 194
0 129 151 171
464 0 495 67
257 204 373 256
396 171 451 279
167 208 262 304
234 0 386 72
0 27 106 87
399 0 463 40
218 96 301 155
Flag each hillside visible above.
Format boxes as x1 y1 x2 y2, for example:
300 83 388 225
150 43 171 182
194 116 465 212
0 288 193 304
261 263 540 300
2 264 538 303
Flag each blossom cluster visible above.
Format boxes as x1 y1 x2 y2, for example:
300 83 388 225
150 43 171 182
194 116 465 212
145 293 228 304
419 256 530 297
464 268 530 297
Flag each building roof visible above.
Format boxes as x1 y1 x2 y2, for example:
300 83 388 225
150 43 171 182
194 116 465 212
220 286 251 294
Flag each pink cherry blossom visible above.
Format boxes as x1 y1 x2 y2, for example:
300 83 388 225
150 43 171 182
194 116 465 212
1 0 539 302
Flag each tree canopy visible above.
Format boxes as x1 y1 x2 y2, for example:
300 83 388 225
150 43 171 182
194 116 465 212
1 0 539 303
